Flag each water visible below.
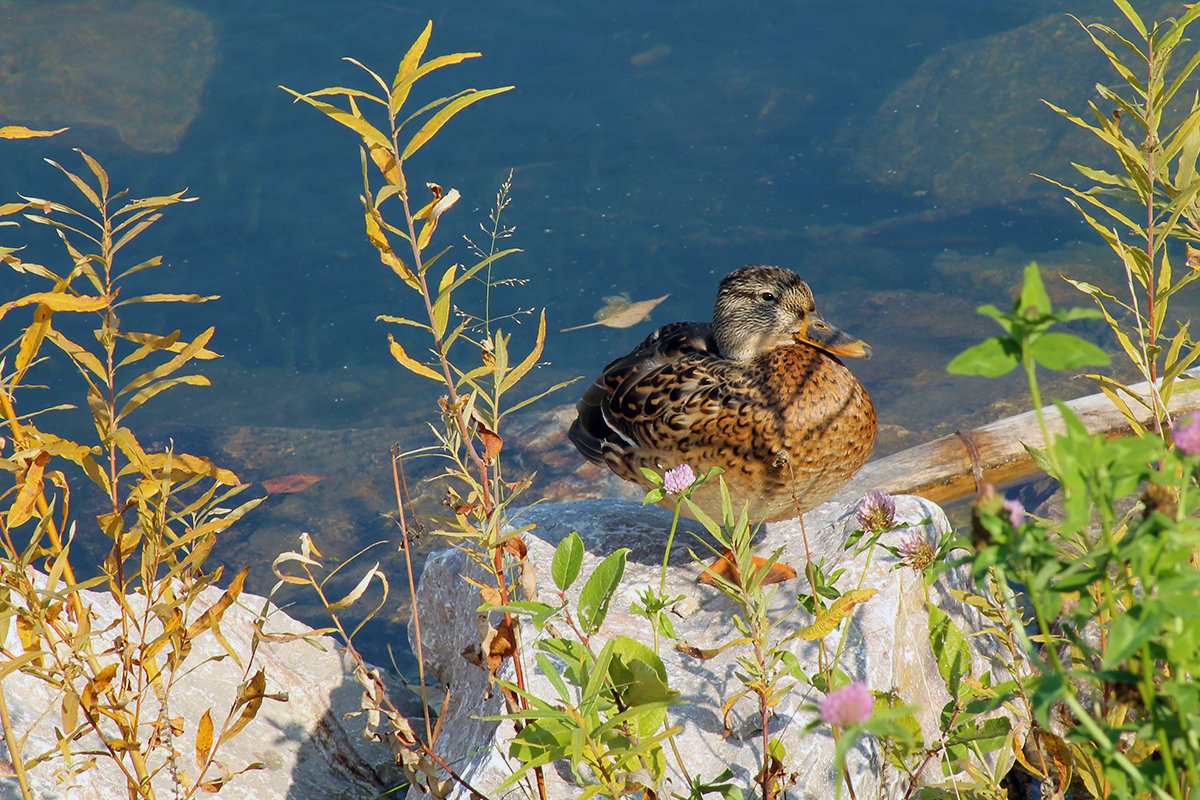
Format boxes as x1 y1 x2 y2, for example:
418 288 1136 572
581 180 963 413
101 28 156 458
0 0 1131 670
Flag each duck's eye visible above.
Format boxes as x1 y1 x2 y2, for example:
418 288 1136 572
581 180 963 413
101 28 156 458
760 291 777 302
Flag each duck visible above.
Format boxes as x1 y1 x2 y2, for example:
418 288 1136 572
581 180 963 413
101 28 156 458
568 264 876 523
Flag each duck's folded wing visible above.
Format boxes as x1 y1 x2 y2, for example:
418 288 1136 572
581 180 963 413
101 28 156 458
568 322 717 465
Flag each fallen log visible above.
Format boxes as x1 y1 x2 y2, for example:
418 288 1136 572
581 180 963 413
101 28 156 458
829 376 1200 508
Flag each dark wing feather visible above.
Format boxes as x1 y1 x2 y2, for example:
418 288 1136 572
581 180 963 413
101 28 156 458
568 322 717 465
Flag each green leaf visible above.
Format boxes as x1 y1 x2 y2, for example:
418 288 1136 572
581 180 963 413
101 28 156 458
929 605 972 699
1102 602 1164 670
1029 332 1111 371
1017 262 1051 317
946 337 1020 377
578 548 628 635
551 532 584 591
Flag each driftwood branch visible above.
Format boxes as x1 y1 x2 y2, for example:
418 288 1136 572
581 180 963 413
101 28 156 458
829 376 1200 508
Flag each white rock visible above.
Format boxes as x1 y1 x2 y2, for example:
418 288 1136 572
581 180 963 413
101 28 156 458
408 495 1011 799
1 573 406 800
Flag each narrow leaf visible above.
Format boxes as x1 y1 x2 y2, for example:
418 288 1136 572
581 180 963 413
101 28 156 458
551 532 585 591
578 548 628 635
387 334 444 381
0 291 109 323
401 86 514 161
196 709 214 766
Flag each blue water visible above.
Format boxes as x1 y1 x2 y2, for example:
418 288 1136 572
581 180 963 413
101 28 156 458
0 0 1119 669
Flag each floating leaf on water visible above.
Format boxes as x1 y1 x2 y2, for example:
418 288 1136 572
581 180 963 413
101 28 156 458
561 293 669 332
261 474 333 494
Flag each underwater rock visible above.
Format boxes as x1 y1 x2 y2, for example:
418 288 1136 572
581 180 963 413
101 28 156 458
0 0 216 153
409 495 1013 799
851 4 1179 213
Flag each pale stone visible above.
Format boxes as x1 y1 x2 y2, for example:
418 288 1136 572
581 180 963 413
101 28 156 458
408 495 1011 800
0 574 408 800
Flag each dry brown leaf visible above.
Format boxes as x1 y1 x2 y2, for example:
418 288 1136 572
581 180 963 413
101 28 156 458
475 419 503 463
486 618 517 676
561 293 669 332
261 474 332 494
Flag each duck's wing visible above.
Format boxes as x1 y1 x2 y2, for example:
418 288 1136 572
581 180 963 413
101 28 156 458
568 321 717 465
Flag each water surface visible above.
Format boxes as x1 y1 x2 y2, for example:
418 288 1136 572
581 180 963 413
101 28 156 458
1 0 1139 669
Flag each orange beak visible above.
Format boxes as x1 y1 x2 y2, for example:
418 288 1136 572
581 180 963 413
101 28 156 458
794 316 872 359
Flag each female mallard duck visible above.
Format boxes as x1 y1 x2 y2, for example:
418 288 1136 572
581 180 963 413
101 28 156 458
569 264 876 523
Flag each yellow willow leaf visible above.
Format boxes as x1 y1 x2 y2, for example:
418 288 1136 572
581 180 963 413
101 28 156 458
387 334 444 381
398 21 433 79
117 330 219 363
196 709 214 767
432 263 457 338
391 52 479 115
401 86 514 161
415 218 437 252
562 294 670 331
800 588 877 641
500 311 547 394
0 292 109 323
327 563 384 610
0 126 68 139
23 433 94 465
118 374 211 421
187 568 247 640
77 150 109 200
368 143 402 188
7 451 49 528
280 88 391 149
117 327 215 398
14 303 53 376
127 451 241 486
0 201 36 216
364 205 418 288
221 669 266 744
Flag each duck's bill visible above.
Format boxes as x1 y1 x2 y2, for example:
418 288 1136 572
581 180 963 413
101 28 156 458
795 319 873 359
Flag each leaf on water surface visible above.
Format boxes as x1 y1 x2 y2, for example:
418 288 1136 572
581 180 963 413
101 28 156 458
560 293 670 332
261 474 333 494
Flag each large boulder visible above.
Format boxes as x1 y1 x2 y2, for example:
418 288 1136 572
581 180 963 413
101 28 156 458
1 574 409 800
409 495 1012 799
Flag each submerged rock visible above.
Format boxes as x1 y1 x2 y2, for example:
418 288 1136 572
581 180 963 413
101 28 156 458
0 0 216 153
851 4 1174 213
409 495 1013 799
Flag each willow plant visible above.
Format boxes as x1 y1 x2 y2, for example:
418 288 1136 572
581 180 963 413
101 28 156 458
1039 1 1200 436
283 22 575 799
0 135 267 799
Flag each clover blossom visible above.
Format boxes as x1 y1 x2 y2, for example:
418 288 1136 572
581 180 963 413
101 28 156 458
820 681 873 727
1001 497 1026 529
856 490 896 533
896 529 935 573
1174 414 1200 456
663 464 696 495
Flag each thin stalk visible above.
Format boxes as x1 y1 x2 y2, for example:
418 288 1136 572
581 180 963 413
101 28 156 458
391 444 433 747
0 687 34 800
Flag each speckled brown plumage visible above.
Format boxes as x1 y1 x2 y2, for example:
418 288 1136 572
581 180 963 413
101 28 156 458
569 265 876 522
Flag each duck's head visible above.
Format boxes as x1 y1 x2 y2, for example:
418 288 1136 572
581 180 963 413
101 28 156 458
713 265 872 362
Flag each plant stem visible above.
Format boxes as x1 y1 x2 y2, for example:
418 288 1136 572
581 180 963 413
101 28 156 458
0 687 33 800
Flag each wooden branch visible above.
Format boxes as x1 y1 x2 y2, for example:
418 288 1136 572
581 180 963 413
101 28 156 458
829 377 1200 508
